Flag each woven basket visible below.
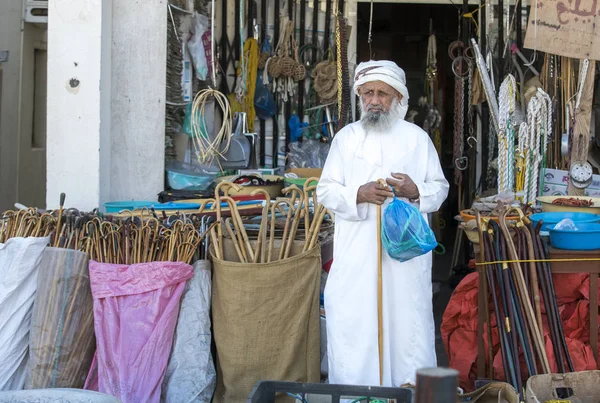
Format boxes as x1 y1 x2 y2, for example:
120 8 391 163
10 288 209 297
293 64 307 81
280 56 296 77
268 56 283 78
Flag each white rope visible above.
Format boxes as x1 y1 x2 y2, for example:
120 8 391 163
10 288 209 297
523 88 552 204
190 88 233 169
575 59 590 111
498 74 517 193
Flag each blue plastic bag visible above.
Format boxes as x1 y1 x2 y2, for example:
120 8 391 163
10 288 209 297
381 197 437 262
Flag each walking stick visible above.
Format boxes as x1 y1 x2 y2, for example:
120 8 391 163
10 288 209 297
376 179 386 386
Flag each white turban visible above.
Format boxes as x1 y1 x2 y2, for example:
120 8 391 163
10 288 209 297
353 60 409 107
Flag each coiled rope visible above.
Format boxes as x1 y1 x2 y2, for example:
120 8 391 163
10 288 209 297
190 88 233 167
498 74 517 193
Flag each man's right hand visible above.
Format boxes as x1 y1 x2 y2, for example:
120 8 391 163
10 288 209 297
357 181 394 205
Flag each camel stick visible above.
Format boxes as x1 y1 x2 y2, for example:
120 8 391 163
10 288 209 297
275 199 295 261
521 223 544 334
215 182 242 259
53 193 66 247
499 208 551 373
222 196 255 263
251 189 271 263
225 218 246 262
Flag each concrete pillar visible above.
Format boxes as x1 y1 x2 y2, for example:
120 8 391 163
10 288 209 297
47 0 167 211
47 0 112 211
109 0 166 203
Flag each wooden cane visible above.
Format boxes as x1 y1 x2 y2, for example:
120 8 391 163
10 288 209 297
376 178 386 386
53 193 66 247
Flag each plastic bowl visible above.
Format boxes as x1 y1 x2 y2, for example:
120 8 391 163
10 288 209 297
529 212 600 232
536 196 600 214
549 222 600 250
104 201 201 213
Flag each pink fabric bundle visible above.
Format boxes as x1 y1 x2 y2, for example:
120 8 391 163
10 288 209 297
84 261 193 403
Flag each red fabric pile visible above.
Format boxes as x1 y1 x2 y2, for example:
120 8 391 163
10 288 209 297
441 272 598 391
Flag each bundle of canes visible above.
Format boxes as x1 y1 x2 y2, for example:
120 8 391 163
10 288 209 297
498 208 550 374
529 219 574 373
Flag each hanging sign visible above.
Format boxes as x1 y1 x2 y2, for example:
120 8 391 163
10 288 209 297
524 0 600 60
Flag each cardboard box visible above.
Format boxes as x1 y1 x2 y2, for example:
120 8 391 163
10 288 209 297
542 168 569 186
541 183 568 196
542 168 600 193
285 168 323 178
237 168 283 177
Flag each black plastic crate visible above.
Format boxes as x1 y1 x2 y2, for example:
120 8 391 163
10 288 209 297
247 381 413 403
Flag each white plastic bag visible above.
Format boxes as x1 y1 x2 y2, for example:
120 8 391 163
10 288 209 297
161 260 216 402
187 13 209 81
0 237 49 391
554 218 578 231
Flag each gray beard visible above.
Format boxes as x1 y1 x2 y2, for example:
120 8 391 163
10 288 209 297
359 98 402 132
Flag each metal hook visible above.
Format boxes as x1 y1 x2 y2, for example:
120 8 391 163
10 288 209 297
467 136 478 149
455 157 469 171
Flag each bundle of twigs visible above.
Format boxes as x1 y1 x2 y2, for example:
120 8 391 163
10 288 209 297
476 207 572 397
210 178 330 263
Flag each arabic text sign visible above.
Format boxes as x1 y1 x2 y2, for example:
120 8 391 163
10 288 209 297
524 0 600 60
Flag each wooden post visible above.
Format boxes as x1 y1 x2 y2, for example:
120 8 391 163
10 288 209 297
415 367 459 403
568 60 596 195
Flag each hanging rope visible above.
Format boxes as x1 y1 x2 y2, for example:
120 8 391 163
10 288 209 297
190 88 233 167
229 38 260 131
524 89 552 204
452 75 466 186
336 13 351 131
498 75 517 193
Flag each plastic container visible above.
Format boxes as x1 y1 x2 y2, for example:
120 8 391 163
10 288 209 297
537 196 600 214
247 381 412 403
104 201 201 213
0 388 120 403
549 222 600 250
166 161 218 191
529 212 600 231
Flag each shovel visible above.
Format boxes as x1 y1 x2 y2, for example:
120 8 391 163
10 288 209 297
219 112 252 169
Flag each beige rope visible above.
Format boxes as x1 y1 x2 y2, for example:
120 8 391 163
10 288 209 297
190 88 232 168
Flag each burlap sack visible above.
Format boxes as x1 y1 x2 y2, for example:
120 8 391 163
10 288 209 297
211 239 321 403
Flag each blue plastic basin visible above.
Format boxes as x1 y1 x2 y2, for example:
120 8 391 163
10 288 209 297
529 212 600 232
549 222 600 250
104 201 201 213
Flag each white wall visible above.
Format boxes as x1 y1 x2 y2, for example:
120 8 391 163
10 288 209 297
47 0 111 211
47 0 167 210
110 0 166 203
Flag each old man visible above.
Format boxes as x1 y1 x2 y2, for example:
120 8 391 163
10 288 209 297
316 60 449 387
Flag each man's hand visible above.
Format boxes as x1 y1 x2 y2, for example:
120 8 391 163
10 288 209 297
357 181 394 205
386 173 420 199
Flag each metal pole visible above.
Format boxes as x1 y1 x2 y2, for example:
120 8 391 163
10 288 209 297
273 0 280 167
311 0 318 66
298 0 307 119
498 0 504 92
415 368 459 403
259 0 267 167
285 0 294 155
324 0 332 53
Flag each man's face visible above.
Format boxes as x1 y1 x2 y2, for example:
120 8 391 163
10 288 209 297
358 81 401 115
358 80 403 131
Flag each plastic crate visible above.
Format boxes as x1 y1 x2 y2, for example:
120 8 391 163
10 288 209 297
247 381 413 403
